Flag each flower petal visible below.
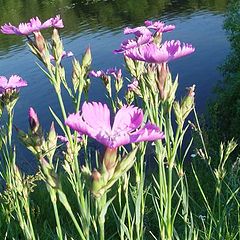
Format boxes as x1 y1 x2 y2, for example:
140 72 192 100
0 76 8 93
124 26 152 37
81 102 111 132
145 20 175 33
112 105 143 133
8 75 28 88
125 40 195 63
65 112 90 135
130 122 165 143
1 23 21 35
1 15 64 36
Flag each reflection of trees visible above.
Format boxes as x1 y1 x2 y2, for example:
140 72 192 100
208 0 240 143
0 0 228 53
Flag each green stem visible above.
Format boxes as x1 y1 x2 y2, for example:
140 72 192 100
99 219 104 240
55 91 74 146
76 85 82 112
7 107 13 147
167 165 173 240
50 190 63 240
47 65 74 149
193 107 209 161
25 205 36 240
97 194 107 240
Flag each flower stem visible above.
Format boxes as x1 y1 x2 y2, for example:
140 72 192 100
167 165 173 239
97 194 107 240
7 107 13 147
50 189 63 240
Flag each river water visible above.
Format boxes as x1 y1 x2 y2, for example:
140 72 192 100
0 0 230 169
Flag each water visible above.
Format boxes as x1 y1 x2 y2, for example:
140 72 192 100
0 0 230 170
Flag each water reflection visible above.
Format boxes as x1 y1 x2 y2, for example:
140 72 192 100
0 0 228 53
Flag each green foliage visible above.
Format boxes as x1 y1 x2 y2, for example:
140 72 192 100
0 4 240 239
208 0 240 146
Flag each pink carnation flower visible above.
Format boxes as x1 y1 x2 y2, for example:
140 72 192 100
125 40 195 64
106 68 122 80
144 20 175 33
124 26 152 37
128 78 139 91
114 34 153 54
49 51 74 61
65 102 164 149
42 15 64 29
89 68 122 80
0 75 27 94
88 70 105 78
1 15 64 36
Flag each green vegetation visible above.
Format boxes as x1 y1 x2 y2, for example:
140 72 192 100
207 0 240 150
0 0 239 239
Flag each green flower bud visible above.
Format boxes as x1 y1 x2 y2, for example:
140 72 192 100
82 46 92 68
102 148 118 181
52 29 63 61
125 56 136 76
46 122 57 162
180 85 195 121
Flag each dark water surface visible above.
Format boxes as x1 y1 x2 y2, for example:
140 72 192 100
0 0 230 169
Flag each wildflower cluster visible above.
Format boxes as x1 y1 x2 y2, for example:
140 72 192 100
114 20 194 64
0 14 234 240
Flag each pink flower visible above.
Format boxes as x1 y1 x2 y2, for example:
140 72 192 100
128 78 139 91
42 15 64 29
144 20 175 33
0 75 27 94
89 68 122 80
106 68 122 80
125 40 195 64
28 107 40 133
57 134 82 144
88 70 105 78
124 26 152 37
114 34 153 54
1 15 64 36
65 102 164 149
49 51 74 61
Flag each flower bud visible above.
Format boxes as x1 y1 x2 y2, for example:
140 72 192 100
46 122 57 162
102 147 118 181
174 85 195 127
40 158 59 189
156 63 169 100
124 56 136 76
34 31 46 53
52 28 60 44
91 169 106 197
28 107 40 133
52 29 63 61
92 169 102 182
127 78 139 92
113 147 137 179
181 85 195 120
114 69 123 92
72 59 82 92
82 46 92 68
125 89 135 105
